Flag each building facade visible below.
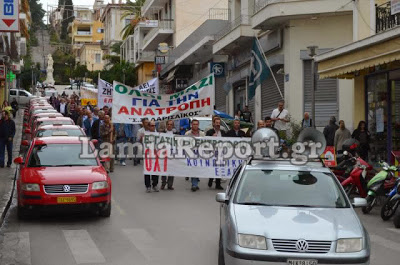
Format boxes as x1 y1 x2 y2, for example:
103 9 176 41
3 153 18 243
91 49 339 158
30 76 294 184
315 0 399 163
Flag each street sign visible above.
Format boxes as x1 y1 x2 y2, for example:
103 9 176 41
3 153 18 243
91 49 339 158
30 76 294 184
6 70 15 81
210 62 225 77
158 43 169 53
0 0 19 32
155 56 166 64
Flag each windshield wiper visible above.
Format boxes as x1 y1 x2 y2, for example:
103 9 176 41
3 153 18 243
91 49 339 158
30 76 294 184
52 164 89 167
238 202 274 206
282 204 314 208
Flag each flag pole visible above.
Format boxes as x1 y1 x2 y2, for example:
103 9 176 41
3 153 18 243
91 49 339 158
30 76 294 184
255 37 284 99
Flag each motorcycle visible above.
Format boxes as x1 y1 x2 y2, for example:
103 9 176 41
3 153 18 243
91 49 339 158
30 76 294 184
361 162 398 214
341 157 372 198
380 173 400 221
394 203 400 228
333 151 356 182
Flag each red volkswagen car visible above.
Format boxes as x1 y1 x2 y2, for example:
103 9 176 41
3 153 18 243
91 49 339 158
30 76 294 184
14 137 111 218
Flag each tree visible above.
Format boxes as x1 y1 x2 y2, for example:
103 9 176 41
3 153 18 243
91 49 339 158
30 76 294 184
29 0 45 31
61 0 74 40
99 61 137 87
120 0 146 40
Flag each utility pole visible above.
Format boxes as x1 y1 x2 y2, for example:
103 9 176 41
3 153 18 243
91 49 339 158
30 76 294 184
307 46 318 129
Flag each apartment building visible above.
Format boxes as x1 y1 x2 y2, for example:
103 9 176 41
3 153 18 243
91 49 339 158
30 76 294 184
315 0 400 162
211 0 355 129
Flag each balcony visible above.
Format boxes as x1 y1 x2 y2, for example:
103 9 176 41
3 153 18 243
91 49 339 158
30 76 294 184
252 0 352 30
137 50 155 63
142 20 174 51
73 43 83 50
376 1 400 33
76 31 92 36
213 15 255 55
142 0 169 17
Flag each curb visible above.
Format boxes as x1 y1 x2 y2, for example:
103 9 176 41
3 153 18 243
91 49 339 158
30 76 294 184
0 110 23 228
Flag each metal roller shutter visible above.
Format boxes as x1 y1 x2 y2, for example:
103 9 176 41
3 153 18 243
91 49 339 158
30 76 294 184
303 60 338 127
261 66 285 119
215 77 226 112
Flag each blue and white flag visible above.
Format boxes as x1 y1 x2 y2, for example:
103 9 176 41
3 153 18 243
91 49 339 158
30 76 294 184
248 38 270 100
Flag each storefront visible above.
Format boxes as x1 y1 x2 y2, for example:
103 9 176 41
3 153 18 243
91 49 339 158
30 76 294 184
366 71 400 162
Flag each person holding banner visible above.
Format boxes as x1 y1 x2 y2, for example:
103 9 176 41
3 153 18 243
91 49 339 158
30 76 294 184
185 119 205 191
145 120 160 193
160 120 176 190
206 117 225 190
227 119 246 137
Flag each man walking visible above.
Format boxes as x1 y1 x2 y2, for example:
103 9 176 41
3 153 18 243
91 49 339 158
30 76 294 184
91 110 105 144
100 115 115 172
144 120 160 193
160 120 175 190
114 123 132 166
186 119 205 191
58 98 68 116
227 119 246 137
334 120 351 153
301 112 312 129
206 116 225 190
135 118 149 166
323 116 339 146
0 111 15 168
83 110 96 137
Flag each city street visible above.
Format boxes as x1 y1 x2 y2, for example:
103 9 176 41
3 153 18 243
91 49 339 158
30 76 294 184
0 165 399 265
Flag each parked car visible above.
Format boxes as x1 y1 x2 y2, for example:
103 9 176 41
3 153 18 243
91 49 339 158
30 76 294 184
9 89 37 106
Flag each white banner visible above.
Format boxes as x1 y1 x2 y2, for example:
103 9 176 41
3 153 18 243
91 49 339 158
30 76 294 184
98 79 113 108
392 0 400 15
112 74 215 124
142 132 251 178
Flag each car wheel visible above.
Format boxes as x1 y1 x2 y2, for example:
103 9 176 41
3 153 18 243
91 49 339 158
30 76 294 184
393 205 400 228
380 197 399 221
218 232 225 265
99 202 111 217
362 195 375 214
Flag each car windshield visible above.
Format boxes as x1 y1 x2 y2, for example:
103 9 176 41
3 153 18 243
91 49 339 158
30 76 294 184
28 144 97 167
36 129 85 137
234 169 349 208
39 120 74 127
32 110 56 115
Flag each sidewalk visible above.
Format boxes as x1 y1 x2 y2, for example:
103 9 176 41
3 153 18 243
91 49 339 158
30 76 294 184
0 109 23 227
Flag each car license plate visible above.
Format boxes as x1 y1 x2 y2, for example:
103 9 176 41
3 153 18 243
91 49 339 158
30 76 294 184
57 197 77 203
287 260 318 265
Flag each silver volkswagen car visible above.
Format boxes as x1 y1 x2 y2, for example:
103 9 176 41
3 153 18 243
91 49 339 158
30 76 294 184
216 159 370 265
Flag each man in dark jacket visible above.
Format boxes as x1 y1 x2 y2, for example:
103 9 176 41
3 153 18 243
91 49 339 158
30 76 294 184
0 111 16 167
11 98 18 118
91 110 105 144
227 119 246 137
206 116 225 190
323 116 339 147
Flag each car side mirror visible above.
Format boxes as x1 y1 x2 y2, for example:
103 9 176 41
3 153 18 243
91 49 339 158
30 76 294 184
91 139 98 145
21 140 29 146
352 197 367 208
216 193 227 204
14 157 24 164
24 129 31 134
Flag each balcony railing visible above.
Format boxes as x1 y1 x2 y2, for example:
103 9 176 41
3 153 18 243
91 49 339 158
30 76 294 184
215 15 250 41
208 8 230 20
254 0 281 14
76 31 91 36
142 20 174 47
376 1 400 33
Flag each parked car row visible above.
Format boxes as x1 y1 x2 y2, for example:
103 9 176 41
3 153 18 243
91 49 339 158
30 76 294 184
15 97 112 219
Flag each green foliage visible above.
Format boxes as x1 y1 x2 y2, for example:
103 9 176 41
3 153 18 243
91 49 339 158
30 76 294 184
29 0 45 31
99 61 137 87
61 0 74 40
103 54 121 65
52 49 75 84
120 0 146 40
281 116 303 146
72 64 89 78
111 42 122 55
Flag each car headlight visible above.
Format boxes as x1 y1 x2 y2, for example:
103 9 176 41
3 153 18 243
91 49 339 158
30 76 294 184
21 183 40 191
336 238 362 253
92 181 108 190
238 234 267 250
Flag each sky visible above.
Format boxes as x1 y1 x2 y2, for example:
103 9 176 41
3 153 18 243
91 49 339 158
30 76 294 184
39 0 116 10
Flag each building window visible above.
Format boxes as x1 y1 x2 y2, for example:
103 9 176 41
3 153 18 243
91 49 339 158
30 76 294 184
95 54 101 63
97 28 104 33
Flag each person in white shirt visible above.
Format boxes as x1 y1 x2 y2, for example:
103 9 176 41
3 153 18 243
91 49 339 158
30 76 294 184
185 119 205 191
160 120 176 190
271 101 289 137
59 99 67 116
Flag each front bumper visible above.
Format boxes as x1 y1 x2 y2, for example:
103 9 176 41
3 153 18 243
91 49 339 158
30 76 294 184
21 201 110 214
225 247 369 265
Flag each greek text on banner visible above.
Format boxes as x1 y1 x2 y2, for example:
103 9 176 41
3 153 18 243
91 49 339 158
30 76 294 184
142 132 250 179
112 74 215 124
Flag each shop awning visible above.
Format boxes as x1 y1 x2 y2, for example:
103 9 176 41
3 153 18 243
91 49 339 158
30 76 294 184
315 27 400 79
166 67 178 83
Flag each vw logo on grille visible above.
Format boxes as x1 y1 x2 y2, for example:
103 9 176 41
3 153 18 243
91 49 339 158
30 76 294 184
63 185 71 192
295 239 309 252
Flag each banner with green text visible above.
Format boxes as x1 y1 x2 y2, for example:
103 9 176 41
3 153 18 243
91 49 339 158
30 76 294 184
112 74 215 124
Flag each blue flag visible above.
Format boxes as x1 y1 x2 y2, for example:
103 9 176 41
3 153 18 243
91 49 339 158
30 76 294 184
248 38 270 100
